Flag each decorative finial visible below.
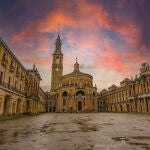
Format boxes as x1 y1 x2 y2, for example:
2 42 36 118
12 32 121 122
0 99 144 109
76 56 78 62
74 56 79 72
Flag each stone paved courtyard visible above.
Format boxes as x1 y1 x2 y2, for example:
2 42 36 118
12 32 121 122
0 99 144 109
0 113 150 150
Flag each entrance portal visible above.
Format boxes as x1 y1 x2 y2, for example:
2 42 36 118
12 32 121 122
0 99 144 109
126 104 129 112
78 101 82 111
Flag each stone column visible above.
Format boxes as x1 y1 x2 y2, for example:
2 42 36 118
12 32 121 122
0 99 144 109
21 100 25 113
36 102 39 113
143 98 147 113
129 100 131 112
30 100 33 113
147 98 150 113
35 101 37 113
19 100 23 114
38 102 40 112
135 99 137 112
133 99 136 112
12 100 18 115
34 101 36 113
137 99 139 112
16 99 21 114
0 96 4 115
38 102 41 112
36 101 38 113
5 96 13 115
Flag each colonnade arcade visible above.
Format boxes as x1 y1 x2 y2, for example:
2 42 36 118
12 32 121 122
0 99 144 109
106 96 150 113
0 94 46 115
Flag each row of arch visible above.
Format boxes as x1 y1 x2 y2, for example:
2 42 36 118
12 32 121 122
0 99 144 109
0 95 26 115
0 95 46 115
105 98 150 113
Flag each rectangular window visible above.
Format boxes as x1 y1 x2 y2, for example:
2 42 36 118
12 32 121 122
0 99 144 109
2 53 6 61
10 60 13 66
15 81 17 89
8 77 11 88
20 84 21 91
0 72 3 84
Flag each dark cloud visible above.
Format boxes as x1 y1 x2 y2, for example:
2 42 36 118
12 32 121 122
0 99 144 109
87 0 150 51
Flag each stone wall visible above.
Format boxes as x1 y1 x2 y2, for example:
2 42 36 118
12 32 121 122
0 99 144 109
0 37 47 116
99 63 150 113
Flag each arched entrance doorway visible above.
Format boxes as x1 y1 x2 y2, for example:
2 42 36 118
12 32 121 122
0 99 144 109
62 91 68 112
78 101 82 111
76 91 85 112
126 104 129 112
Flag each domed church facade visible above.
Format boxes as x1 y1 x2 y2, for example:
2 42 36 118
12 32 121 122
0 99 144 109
50 34 98 112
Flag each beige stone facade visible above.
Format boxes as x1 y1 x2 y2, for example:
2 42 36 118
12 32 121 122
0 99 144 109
0 37 47 116
2 34 149 115
46 92 56 112
99 63 150 113
49 35 98 112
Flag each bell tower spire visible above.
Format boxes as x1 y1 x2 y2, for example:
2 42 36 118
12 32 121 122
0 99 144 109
50 32 63 92
55 23 62 54
55 33 62 54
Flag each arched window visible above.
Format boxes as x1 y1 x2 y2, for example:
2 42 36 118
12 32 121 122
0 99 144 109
76 91 85 96
62 91 68 97
56 57 59 64
93 92 95 97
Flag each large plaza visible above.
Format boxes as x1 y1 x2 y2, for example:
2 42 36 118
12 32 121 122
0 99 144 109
0 113 150 150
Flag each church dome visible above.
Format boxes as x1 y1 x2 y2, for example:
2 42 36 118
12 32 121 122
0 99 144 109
62 58 92 79
58 58 94 90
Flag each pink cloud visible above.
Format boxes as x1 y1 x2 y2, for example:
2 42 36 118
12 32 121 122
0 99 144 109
125 51 150 62
21 57 50 65
11 0 145 51
94 46 128 71
36 37 50 51
88 43 129 76
10 0 149 75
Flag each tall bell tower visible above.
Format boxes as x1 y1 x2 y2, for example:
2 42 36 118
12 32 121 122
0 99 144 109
50 34 63 92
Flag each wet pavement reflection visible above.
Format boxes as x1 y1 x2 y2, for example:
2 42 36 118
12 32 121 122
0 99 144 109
0 113 150 150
